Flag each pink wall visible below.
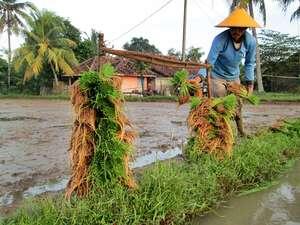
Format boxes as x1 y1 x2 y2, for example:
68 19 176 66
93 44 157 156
120 76 148 93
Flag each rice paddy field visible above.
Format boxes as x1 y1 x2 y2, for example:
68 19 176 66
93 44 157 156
1 98 300 216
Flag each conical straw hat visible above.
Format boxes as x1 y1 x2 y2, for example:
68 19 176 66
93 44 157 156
216 7 261 28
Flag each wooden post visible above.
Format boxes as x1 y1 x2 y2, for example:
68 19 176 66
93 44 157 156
206 60 212 98
181 0 187 61
98 33 104 53
98 33 105 73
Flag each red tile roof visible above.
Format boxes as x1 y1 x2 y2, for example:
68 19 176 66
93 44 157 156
67 55 200 78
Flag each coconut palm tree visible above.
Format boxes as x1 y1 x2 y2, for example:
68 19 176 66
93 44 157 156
0 0 37 88
229 0 265 92
14 10 78 86
276 0 300 21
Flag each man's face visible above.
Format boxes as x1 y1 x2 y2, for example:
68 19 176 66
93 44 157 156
229 27 247 42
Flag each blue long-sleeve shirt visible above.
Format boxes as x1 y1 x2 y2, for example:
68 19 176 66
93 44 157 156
199 29 256 81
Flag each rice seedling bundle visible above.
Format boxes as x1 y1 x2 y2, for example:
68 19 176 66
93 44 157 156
66 64 136 199
171 69 202 105
187 95 238 159
171 70 259 159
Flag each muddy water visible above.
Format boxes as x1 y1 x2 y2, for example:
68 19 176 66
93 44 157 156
1 99 300 215
192 160 300 225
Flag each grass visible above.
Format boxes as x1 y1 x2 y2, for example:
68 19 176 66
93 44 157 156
0 93 70 100
124 95 177 102
1 92 300 103
2 119 300 225
256 92 300 102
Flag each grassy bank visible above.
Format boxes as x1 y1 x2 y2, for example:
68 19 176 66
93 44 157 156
1 119 300 225
256 92 300 102
1 92 300 103
0 93 70 100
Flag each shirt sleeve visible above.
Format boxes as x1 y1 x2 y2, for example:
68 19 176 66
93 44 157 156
198 35 223 78
244 38 256 81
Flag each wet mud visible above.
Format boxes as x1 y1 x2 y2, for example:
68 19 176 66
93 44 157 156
0 99 300 215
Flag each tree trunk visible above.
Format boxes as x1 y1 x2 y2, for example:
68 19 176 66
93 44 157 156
248 0 264 92
7 13 12 89
50 62 59 86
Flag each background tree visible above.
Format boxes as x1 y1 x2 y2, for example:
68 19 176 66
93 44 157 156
75 29 99 62
186 46 205 62
167 46 204 62
258 29 300 92
0 0 37 88
123 37 161 94
258 29 300 76
123 37 161 54
229 0 265 92
13 10 78 87
276 0 300 21
0 56 8 89
167 48 181 59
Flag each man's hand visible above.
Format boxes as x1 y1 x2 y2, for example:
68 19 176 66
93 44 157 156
189 76 201 83
246 84 254 95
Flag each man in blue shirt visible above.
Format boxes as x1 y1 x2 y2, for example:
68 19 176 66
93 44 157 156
198 7 261 136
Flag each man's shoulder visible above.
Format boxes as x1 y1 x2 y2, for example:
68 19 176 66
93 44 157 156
212 30 230 46
244 31 256 45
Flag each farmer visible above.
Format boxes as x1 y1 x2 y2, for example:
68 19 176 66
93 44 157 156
197 6 261 136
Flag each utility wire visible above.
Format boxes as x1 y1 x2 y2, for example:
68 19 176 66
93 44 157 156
192 0 217 26
197 0 224 17
110 0 175 43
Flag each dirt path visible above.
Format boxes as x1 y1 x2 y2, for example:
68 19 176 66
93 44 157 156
0 99 300 205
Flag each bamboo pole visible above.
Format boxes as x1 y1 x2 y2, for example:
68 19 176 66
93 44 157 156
206 60 212 98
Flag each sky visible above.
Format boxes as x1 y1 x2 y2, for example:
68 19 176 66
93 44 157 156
0 0 299 59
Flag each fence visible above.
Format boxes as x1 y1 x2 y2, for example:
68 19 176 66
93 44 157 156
262 75 300 92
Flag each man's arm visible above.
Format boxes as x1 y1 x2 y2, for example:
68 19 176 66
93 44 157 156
198 35 223 78
244 38 256 94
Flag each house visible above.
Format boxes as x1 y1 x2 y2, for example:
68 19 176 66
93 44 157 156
61 55 200 95
62 55 157 94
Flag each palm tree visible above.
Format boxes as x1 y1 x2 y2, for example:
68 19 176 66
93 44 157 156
229 0 265 92
14 10 78 86
276 0 300 21
0 0 36 88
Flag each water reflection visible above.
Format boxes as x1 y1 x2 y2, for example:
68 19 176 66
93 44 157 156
193 161 300 225
0 147 183 210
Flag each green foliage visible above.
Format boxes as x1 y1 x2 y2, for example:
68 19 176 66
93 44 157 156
186 46 205 62
3 119 300 225
0 57 7 86
258 29 300 77
74 29 99 62
123 37 159 92
190 97 203 110
13 10 78 85
256 92 300 102
258 30 300 92
167 48 181 59
167 46 205 61
247 94 260 105
78 64 129 186
170 69 194 97
123 37 161 54
211 94 237 112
